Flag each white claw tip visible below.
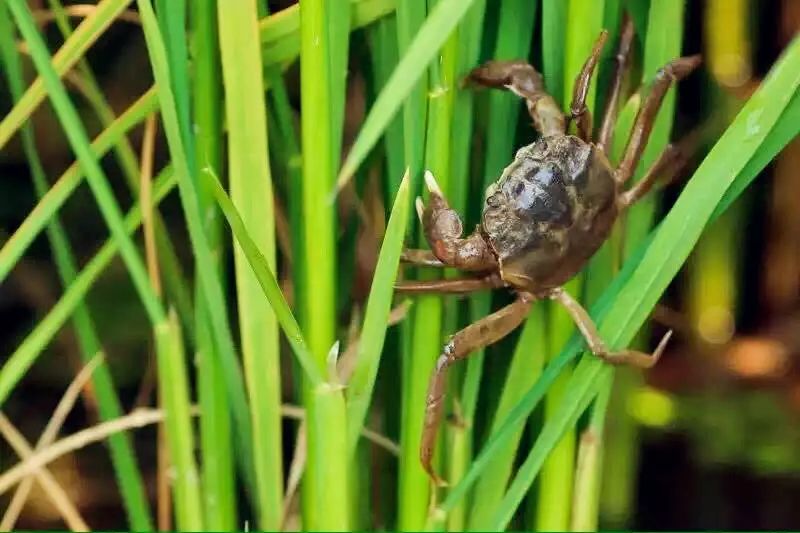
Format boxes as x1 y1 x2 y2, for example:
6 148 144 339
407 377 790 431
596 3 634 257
424 170 442 195
415 197 425 221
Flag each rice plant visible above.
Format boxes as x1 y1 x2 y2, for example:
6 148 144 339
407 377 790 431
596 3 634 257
0 0 798 530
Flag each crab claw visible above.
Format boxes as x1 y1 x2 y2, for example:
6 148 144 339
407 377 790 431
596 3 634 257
415 197 425 224
424 169 443 197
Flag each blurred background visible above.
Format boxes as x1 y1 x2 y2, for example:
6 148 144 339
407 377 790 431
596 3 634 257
1 0 799 530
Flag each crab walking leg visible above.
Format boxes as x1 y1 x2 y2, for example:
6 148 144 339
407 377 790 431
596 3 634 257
568 30 609 142
395 273 506 294
420 171 498 272
464 60 566 137
618 131 698 207
597 16 636 153
421 295 533 485
548 287 672 368
615 55 702 184
401 249 446 268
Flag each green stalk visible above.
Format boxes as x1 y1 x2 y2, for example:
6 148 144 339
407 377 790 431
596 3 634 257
366 15 406 199
204 170 345 533
542 0 567 103
299 0 350 528
191 1 237 528
599 367 642 527
217 0 283 528
0 169 176 407
395 0 429 526
258 0 396 73
570 372 613 531
155 310 203 531
0 10 152 529
136 0 258 499
203 169 322 386
155 0 193 162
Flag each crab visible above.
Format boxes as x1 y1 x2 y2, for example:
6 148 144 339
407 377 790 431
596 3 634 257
396 19 702 485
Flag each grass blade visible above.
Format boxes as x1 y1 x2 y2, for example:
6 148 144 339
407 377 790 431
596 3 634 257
570 372 613 531
258 0 395 71
0 89 158 283
217 0 283 527
190 0 237 528
203 169 322 385
442 2 487 528
346 171 411 453
135 0 258 496
7 0 165 324
0 169 176 408
0 0 133 149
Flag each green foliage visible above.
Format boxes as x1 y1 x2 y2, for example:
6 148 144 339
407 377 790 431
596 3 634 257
1 0 797 530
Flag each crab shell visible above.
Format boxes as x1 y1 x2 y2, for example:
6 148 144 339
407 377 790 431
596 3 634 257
481 135 619 292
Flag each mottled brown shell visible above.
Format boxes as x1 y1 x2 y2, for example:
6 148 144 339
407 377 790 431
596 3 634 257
481 135 618 291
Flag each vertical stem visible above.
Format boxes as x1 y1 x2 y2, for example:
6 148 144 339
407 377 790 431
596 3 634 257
155 311 204 531
192 1 237 528
395 0 429 529
570 372 613 531
299 0 350 528
217 0 283 528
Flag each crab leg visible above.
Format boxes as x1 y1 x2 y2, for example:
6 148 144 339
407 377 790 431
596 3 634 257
401 249 446 268
597 16 636 153
568 30 609 142
615 55 702 184
618 130 699 208
395 273 506 294
464 60 565 137
421 295 533 485
548 287 672 368
419 171 498 272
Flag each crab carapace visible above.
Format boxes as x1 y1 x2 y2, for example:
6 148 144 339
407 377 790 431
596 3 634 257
396 19 701 485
